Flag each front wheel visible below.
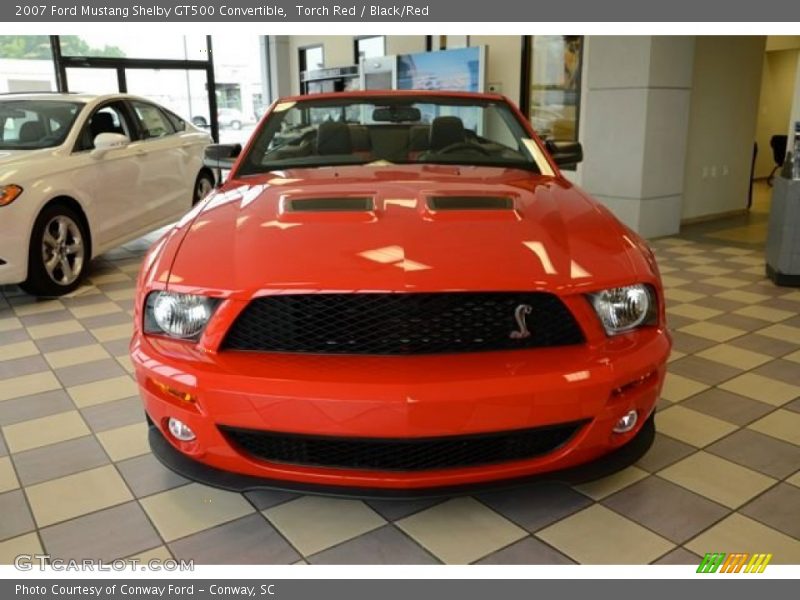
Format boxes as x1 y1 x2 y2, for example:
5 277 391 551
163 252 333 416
21 204 89 297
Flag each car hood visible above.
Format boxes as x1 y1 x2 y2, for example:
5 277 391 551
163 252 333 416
167 165 640 296
0 147 56 161
0 147 58 174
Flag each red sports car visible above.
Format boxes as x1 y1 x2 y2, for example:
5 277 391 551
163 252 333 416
131 91 671 496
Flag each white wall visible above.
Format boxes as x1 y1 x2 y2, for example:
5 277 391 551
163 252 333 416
682 36 766 220
767 36 800 52
467 35 522 109
754 49 799 178
387 36 427 56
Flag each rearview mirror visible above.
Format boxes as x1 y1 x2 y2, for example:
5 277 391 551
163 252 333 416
204 143 242 170
91 132 130 158
372 106 422 123
546 140 583 169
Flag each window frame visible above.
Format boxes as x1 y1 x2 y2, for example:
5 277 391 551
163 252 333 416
71 99 139 153
520 35 584 158
128 99 177 141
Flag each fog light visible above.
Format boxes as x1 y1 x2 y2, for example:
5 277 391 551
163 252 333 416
168 418 196 441
613 410 638 433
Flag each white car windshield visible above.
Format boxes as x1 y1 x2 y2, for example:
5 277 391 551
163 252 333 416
0 99 83 150
238 95 539 175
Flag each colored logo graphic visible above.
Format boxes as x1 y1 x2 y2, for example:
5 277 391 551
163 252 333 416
697 552 772 573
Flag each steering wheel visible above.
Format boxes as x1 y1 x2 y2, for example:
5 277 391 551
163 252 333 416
435 141 491 156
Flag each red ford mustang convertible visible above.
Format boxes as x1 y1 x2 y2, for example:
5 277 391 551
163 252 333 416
131 91 671 496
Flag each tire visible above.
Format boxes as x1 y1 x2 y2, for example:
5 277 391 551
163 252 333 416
193 171 215 206
21 204 90 297
231 120 242 130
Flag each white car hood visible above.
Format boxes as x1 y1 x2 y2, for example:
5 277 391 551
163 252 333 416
0 148 56 165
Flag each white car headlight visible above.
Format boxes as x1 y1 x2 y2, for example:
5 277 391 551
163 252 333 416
144 291 219 340
588 284 657 335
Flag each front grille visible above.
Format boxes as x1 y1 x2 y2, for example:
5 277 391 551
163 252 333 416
222 292 585 355
220 421 587 472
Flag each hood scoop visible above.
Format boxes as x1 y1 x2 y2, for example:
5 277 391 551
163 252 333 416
427 196 515 211
285 196 375 213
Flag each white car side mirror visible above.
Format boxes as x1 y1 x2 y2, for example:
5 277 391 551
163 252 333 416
91 132 130 158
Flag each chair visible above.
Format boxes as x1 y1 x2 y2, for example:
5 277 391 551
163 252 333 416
90 112 118 139
316 121 352 155
18 121 45 143
429 116 465 151
768 134 788 187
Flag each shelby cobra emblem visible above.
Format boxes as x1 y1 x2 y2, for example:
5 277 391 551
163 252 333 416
510 304 533 339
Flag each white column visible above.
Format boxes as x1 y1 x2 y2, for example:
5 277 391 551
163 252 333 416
579 36 695 238
268 36 292 101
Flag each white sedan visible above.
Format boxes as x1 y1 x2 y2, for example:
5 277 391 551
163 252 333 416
0 93 214 296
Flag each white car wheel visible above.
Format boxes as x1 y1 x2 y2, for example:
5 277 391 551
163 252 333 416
22 205 89 297
194 172 215 205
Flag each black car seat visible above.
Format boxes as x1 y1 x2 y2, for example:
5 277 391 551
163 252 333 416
429 116 465 151
90 112 119 139
18 121 45 143
408 125 430 159
316 121 352 155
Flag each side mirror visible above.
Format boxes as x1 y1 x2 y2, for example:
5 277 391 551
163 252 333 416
204 143 242 170
546 140 583 169
91 132 130 158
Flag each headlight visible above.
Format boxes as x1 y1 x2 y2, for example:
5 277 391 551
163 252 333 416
588 284 657 335
144 291 219 340
0 184 23 206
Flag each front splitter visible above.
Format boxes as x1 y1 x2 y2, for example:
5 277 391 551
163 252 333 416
148 414 655 500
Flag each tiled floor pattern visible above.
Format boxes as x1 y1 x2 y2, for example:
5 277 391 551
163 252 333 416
1 210 799 565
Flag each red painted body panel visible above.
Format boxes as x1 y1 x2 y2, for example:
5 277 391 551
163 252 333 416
131 91 671 491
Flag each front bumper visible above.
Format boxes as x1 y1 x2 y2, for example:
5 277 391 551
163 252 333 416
0 217 29 285
148 412 656 498
132 326 670 492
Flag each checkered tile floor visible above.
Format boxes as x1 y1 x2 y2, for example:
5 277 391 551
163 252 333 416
1 215 799 565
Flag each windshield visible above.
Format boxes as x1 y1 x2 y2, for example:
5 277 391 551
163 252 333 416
237 96 541 175
0 99 83 150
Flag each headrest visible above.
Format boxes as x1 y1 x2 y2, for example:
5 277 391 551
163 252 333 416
19 121 45 143
408 125 430 151
348 125 371 152
316 121 352 155
429 116 465 151
91 112 116 137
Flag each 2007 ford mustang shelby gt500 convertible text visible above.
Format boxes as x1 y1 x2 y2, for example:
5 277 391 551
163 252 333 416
131 91 671 496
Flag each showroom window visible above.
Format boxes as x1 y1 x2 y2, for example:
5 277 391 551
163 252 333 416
55 34 208 61
354 36 386 63
35 35 272 144
0 35 58 92
523 35 583 144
